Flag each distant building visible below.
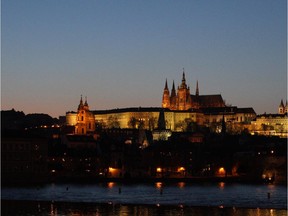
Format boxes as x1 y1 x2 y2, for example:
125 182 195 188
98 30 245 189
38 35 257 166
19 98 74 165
1 137 48 183
250 100 288 137
278 99 288 114
66 96 95 135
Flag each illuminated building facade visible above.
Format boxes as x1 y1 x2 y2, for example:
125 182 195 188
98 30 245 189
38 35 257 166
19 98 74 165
66 72 256 134
250 100 288 137
162 71 225 110
66 96 95 135
278 99 288 114
66 102 255 134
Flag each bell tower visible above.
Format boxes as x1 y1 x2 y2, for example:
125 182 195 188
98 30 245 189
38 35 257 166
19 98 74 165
162 79 170 108
177 69 190 110
279 99 285 114
75 95 95 135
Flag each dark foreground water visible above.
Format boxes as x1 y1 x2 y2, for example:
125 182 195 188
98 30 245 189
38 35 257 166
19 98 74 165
1 182 287 215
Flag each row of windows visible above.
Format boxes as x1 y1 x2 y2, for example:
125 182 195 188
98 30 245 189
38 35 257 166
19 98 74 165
2 143 33 151
2 165 46 173
2 154 36 161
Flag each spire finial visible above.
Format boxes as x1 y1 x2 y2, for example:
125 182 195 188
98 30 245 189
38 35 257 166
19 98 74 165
182 68 185 81
196 80 199 96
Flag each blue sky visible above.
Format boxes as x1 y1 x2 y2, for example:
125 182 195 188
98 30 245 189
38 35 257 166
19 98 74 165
2 0 287 117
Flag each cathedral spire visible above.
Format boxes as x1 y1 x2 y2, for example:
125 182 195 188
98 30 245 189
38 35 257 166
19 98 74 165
196 80 199 96
164 79 168 90
171 80 176 97
180 68 187 89
182 68 186 83
162 79 170 108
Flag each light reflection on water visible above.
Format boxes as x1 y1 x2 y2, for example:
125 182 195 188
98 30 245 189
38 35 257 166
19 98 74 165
2 200 287 216
1 182 287 215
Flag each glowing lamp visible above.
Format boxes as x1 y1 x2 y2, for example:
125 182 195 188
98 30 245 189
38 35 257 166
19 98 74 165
178 167 185 172
219 167 225 175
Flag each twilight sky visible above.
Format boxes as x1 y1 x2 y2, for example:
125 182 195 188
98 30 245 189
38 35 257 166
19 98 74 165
2 0 287 118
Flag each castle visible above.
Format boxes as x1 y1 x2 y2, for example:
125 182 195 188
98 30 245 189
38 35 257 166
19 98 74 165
162 71 225 110
66 71 257 135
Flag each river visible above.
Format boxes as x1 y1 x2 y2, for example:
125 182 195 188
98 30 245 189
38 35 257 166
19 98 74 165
1 182 287 215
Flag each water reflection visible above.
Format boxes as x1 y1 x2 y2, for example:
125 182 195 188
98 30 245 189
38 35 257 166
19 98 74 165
218 181 225 189
2 183 287 210
177 182 185 189
155 182 162 189
107 182 115 189
1 200 287 216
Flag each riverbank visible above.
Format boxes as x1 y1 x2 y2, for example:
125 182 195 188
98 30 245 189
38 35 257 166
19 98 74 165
3 175 285 186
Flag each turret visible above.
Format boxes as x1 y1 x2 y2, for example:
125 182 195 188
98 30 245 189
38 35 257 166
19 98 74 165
279 99 285 114
83 96 89 111
78 95 84 111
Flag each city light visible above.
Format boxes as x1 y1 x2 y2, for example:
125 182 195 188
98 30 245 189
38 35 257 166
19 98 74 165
178 167 185 172
218 167 225 175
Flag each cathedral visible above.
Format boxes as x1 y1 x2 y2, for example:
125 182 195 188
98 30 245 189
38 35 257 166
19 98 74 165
162 71 225 110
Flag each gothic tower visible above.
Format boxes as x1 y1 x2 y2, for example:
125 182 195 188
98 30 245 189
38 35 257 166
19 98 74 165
162 79 170 108
170 80 177 110
279 99 285 114
177 69 191 110
76 95 87 134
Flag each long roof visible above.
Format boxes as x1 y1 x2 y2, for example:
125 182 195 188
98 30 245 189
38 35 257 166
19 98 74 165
92 107 202 114
196 94 225 108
